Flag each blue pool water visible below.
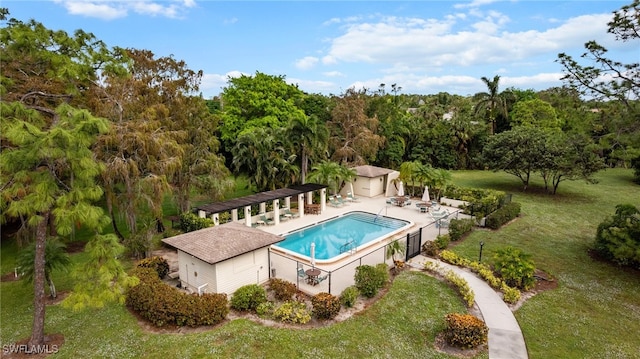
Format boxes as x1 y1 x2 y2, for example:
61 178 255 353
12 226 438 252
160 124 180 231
273 211 410 261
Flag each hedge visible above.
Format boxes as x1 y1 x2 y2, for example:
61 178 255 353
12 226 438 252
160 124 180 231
485 202 521 229
126 267 228 327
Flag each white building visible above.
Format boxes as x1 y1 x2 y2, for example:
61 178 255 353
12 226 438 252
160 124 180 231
162 222 284 295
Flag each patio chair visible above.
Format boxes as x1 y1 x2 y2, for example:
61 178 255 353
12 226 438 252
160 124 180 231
297 267 307 279
284 208 299 218
315 274 328 285
329 196 343 207
346 192 360 202
259 214 274 225
336 194 349 206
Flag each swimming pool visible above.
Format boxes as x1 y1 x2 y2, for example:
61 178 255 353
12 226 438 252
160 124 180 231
272 211 412 264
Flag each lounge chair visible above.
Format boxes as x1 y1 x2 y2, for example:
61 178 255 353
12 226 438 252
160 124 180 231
279 212 290 221
259 214 274 225
329 196 343 207
336 194 349 205
284 208 299 218
346 192 360 202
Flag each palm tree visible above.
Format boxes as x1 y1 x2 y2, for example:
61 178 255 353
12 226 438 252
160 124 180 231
16 239 71 299
307 160 356 195
399 161 421 196
232 128 299 191
474 75 508 135
286 116 328 184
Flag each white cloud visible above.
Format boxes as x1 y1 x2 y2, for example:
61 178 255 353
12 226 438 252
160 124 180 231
287 78 336 94
200 71 246 95
295 56 319 70
56 1 127 20
323 71 344 77
224 17 238 25
322 12 612 70
55 0 194 19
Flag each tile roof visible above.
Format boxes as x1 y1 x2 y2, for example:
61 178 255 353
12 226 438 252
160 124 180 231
162 222 285 264
352 165 395 178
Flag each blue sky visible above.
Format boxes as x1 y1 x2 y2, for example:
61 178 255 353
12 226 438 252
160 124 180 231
4 1 637 98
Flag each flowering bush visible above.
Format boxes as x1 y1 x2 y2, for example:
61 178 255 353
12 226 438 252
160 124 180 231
273 301 311 324
444 313 488 348
311 292 341 320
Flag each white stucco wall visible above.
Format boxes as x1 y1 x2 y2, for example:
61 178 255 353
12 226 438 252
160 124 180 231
177 247 270 295
215 248 270 295
177 250 217 294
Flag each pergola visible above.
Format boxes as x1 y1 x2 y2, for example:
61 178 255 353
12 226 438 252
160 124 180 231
193 183 328 227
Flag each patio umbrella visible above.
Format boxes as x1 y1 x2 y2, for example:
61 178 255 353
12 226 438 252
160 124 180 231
397 181 404 197
310 242 316 268
422 186 430 202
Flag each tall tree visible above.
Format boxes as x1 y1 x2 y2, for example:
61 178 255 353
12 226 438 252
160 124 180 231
0 14 128 347
219 72 307 153
557 1 640 167
510 98 562 129
328 88 384 165
286 115 328 184
93 49 196 241
474 75 509 135
482 126 548 191
0 102 113 346
232 128 298 191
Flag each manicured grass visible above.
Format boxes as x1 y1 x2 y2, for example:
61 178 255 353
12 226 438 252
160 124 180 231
449 168 640 358
0 270 484 358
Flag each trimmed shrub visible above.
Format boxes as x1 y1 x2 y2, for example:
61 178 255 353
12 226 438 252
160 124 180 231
273 301 311 324
439 250 472 267
448 218 475 241
594 204 640 268
485 202 521 229
444 270 475 307
444 313 488 349
136 256 170 279
230 284 267 312
269 278 298 301
354 264 388 298
340 286 359 308
256 301 275 318
422 240 440 257
311 292 341 320
435 234 451 249
494 246 536 290
179 212 213 232
126 267 228 327
501 283 522 304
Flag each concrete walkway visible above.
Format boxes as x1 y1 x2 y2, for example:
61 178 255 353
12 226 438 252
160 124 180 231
408 255 528 359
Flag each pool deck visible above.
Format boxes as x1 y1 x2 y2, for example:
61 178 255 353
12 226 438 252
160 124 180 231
257 194 468 272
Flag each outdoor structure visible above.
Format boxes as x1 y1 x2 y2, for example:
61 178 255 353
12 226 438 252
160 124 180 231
345 165 397 198
161 222 285 295
193 183 327 227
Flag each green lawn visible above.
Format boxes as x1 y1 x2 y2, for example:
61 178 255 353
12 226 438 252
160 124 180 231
0 270 481 358
449 168 640 358
1 169 637 358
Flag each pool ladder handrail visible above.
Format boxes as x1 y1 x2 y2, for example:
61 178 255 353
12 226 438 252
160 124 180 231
339 240 355 254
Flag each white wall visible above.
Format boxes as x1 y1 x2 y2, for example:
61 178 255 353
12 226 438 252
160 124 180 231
178 248 270 295
215 247 270 295
177 250 217 294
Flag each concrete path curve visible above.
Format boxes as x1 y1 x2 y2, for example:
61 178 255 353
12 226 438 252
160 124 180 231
408 255 528 359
